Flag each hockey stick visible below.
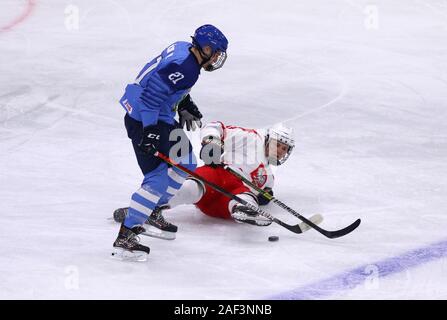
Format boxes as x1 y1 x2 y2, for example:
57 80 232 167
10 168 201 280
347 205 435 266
154 151 305 234
224 165 361 239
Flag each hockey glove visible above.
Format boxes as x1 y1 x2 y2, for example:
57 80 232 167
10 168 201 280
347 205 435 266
257 187 274 205
200 136 223 167
178 94 203 131
138 125 160 154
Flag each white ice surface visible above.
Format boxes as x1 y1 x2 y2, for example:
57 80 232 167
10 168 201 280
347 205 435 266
1 0 447 299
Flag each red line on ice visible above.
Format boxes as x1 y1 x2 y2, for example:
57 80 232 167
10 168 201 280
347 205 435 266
0 0 36 33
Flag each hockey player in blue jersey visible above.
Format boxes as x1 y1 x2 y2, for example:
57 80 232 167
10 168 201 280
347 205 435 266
112 25 229 261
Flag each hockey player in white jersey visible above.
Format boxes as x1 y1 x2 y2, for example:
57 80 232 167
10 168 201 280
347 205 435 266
114 121 295 231
173 121 295 226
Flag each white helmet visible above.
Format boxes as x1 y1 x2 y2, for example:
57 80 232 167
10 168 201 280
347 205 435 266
265 123 295 166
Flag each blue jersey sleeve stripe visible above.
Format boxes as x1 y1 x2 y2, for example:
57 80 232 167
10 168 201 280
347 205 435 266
141 76 171 107
138 74 173 126
144 88 168 102
150 75 171 91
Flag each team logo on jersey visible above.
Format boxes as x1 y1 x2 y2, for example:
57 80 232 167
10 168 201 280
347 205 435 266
123 99 133 114
250 164 267 188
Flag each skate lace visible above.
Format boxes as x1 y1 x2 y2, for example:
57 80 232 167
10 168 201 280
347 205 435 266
125 233 141 246
123 226 145 246
151 211 169 226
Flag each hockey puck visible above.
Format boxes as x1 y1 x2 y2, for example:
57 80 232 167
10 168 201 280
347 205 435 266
268 236 279 242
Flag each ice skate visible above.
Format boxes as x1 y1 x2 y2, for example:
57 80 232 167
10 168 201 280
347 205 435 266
113 207 128 223
112 205 177 240
231 204 272 226
143 205 178 240
111 223 150 262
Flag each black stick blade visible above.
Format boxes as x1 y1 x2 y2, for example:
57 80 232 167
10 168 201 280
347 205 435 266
321 218 361 239
274 218 303 234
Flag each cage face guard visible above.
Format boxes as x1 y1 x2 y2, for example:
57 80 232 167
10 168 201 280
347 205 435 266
265 124 295 166
266 139 294 166
204 50 227 71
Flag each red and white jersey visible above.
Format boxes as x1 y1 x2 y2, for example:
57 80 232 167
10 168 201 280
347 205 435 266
200 121 274 192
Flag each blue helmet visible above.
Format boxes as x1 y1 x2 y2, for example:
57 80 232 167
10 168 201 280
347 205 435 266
192 24 228 71
192 24 228 54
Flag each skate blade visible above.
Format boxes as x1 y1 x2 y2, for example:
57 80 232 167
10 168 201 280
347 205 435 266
299 214 324 232
111 248 148 262
141 226 176 240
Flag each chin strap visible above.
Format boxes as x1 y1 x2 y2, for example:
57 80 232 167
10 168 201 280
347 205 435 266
191 37 212 67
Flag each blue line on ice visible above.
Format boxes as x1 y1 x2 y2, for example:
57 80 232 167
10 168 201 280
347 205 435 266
268 238 447 299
